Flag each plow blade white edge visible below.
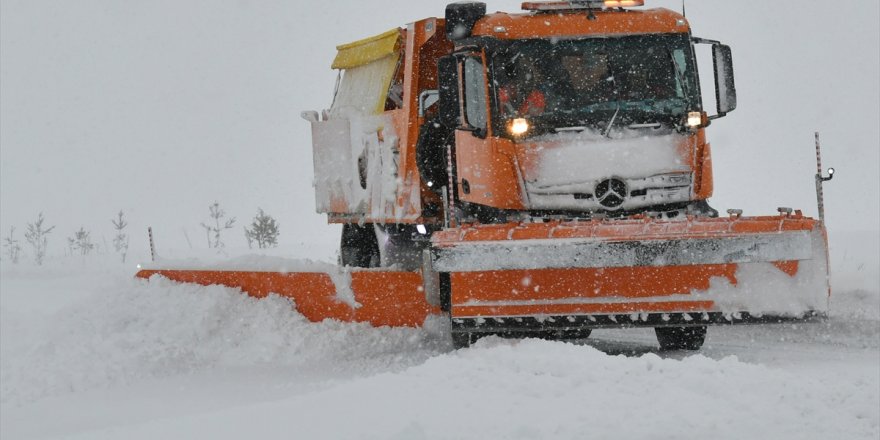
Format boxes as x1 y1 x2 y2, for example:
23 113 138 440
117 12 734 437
433 230 813 272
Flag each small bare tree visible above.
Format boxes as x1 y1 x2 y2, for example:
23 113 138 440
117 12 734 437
111 211 129 263
244 208 280 249
200 201 235 248
69 227 95 256
3 226 23 264
25 213 55 265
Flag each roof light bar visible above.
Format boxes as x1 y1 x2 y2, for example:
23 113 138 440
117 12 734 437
603 0 644 7
522 0 644 11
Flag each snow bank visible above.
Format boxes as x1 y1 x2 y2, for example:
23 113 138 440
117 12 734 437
50 338 879 440
1 264 876 439
0 275 448 406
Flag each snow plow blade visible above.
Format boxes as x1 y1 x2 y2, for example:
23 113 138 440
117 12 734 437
135 268 438 327
430 212 830 336
136 212 828 340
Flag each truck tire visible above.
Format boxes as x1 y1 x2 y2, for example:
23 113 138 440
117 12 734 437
451 331 488 349
451 331 472 349
655 326 707 350
375 224 430 270
340 224 380 268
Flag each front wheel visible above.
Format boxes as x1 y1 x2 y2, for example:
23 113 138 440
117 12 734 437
340 224 380 268
655 326 707 350
451 331 489 349
451 331 473 350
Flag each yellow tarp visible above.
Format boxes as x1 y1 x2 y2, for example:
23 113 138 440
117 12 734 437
331 28 401 70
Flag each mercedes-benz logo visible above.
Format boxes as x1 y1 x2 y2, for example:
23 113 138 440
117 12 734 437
595 178 627 209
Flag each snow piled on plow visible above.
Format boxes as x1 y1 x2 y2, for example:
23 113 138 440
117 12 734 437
140 254 364 307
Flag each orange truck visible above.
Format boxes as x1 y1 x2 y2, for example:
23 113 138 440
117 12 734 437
139 1 834 349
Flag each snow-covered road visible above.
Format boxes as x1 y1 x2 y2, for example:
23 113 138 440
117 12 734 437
1 262 877 439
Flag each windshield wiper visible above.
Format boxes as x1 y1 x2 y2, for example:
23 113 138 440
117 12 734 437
669 50 691 107
554 126 588 132
628 122 662 129
601 56 621 138
602 104 620 137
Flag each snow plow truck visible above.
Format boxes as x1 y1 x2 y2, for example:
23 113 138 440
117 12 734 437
138 0 835 350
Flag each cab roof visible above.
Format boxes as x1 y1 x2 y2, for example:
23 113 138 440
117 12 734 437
471 7 689 40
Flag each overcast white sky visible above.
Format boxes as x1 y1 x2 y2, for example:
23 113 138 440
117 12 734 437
1 1 878 260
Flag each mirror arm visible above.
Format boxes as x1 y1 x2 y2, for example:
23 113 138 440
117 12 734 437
691 37 720 45
456 125 487 138
419 90 439 117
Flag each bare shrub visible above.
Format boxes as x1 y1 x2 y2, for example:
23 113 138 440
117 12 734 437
3 227 23 264
244 208 280 249
111 211 130 263
25 213 55 265
200 201 235 249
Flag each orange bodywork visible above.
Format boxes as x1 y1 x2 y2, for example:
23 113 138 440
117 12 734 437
135 269 438 327
455 132 528 209
694 134 714 199
432 213 819 243
449 265 732 317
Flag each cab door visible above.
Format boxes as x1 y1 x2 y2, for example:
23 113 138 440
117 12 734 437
455 53 524 210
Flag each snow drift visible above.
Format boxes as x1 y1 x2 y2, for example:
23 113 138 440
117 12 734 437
1 266 877 439
0 275 448 406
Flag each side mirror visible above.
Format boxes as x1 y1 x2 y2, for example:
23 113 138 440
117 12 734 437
445 2 486 41
713 44 737 116
437 56 460 127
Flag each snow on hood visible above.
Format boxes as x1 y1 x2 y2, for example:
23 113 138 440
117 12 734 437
523 129 691 187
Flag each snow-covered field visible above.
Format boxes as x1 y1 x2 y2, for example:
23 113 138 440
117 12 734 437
1 249 877 439
1 0 877 438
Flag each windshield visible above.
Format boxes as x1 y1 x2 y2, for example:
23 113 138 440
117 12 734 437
489 34 700 137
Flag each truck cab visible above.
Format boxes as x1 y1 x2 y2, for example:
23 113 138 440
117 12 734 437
434 1 737 223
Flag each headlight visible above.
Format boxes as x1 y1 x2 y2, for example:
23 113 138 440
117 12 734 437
686 111 703 128
508 118 529 136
